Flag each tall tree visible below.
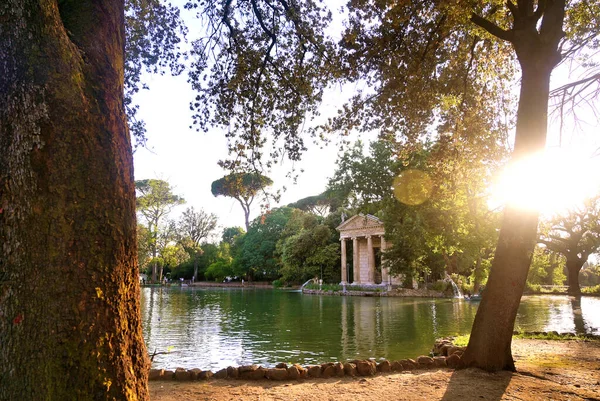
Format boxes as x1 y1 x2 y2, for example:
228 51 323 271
288 193 333 217
538 196 600 295
0 1 149 399
461 1 568 371
232 207 293 280
211 172 273 231
177 206 218 280
136 179 185 282
277 210 340 283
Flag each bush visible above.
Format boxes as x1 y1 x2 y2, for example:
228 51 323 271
525 283 541 293
582 284 600 295
430 280 449 292
272 279 283 288
205 260 233 282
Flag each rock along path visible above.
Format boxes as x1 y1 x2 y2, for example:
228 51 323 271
150 339 600 401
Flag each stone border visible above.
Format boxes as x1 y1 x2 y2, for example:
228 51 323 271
148 338 465 382
148 331 600 382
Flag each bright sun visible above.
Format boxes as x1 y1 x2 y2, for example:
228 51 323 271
489 148 600 216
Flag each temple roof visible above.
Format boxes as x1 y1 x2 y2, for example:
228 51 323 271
336 214 385 238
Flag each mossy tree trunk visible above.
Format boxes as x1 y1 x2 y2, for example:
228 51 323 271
0 1 149 400
461 0 565 371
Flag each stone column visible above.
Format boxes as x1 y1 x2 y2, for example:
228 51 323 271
340 238 347 285
352 237 360 284
366 235 375 285
380 236 389 284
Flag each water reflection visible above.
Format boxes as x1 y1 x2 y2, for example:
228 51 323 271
141 288 600 370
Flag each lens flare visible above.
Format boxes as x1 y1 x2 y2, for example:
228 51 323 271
393 169 433 205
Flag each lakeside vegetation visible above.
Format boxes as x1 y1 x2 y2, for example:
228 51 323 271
136 158 600 297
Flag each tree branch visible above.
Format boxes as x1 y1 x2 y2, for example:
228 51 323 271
470 12 513 42
549 72 600 98
506 1 518 19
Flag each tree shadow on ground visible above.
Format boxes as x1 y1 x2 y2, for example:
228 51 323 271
440 368 512 401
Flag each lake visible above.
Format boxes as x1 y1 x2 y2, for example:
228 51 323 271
140 287 600 370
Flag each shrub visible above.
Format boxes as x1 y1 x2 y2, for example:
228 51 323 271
430 280 449 293
525 283 541 293
582 284 600 295
272 279 283 288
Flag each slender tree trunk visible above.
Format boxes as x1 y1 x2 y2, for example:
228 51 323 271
566 256 583 296
0 1 149 399
570 296 587 334
473 254 482 295
151 225 158 282
462 62 555 371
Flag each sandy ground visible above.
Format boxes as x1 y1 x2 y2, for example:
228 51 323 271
150 339 600 401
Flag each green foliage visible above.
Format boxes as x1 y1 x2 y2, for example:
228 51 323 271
430 280 450 293
205 260 233 282
452 332 600 346
582 284 600 295
136 223 152 270
178 207 218 247
171 243 223 280
232 207 293 281
327 139 400 214
277 209 340 284
527 246 567 286
452 335 470 347
185 0 335 170
272 279 283 288
211 173 273 200
135 179 185 227
538 195 600 292
211 172 274 230
580 263 600 287
222 226 245 245
328 138 502 287
287 193 333 217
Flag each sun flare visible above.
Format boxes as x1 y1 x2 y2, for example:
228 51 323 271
489 148 600 216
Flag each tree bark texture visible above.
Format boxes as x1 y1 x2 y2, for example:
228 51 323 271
462 0 564 370
0 1 149 400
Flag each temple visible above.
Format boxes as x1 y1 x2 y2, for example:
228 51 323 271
336 214 401 286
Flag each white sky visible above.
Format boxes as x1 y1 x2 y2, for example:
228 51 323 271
132 72 368 232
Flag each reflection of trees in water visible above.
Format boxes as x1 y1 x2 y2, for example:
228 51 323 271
570 296 588 335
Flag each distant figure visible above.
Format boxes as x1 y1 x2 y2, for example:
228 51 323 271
241 279 244 286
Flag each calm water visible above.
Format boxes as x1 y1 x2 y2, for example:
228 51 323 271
140 288 600 370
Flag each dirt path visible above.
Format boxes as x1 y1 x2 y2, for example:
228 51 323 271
150 339 600 401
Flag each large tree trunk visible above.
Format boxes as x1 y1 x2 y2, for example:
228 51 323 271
462 0 565 372
566 255 584 296
462 43 558 373
0 1 149 400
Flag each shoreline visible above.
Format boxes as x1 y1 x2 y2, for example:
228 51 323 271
142 282 600 297
149 338 600 401
148 332 600 382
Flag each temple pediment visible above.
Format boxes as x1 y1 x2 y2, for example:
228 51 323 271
336 214 385 238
